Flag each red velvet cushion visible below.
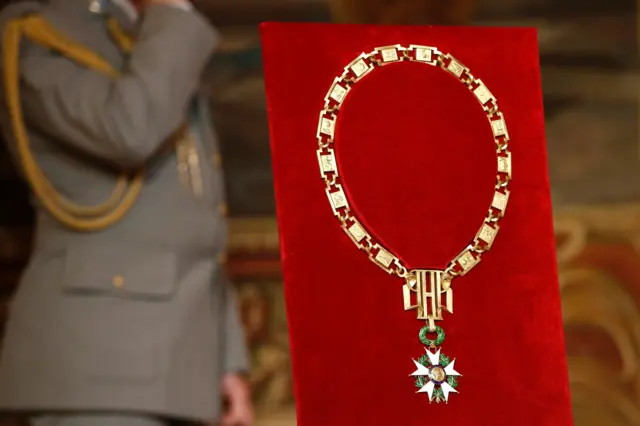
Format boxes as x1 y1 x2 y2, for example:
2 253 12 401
260 23 573 426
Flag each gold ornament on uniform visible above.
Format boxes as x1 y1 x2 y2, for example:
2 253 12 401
175 125 203 198
316 44 512 403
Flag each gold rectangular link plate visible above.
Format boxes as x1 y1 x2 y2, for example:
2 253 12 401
455 250 480 275
373 247 394 268
498 152 512 179
324 78 350 105
346 54 374 80
443 54 467 78
476 223 499 249
327 186 348 213
491 116 509 139
375 45 403 63
319 117 336 138
410 45 438 65
317 149 337 175
491 190 510 214
345 220 369 245
473 80 495 105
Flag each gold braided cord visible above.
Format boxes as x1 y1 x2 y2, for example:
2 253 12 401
2 15 144 231
106 18 134 53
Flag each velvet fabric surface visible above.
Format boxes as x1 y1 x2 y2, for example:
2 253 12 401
260 23 573 426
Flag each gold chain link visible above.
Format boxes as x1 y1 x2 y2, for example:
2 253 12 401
316 45 512 285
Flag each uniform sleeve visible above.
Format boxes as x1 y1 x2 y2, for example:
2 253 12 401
15 4 217 168
221 273 251 374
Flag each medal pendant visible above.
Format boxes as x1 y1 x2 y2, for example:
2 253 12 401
410 326 461 403
404 270 461 403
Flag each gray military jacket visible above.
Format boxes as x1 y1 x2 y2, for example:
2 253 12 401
0 0 249 422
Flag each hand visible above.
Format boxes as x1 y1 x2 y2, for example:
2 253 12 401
220 373 253 426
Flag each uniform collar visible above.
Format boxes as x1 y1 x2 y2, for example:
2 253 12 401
109 0 138 22
105 0 139 35
46 0 138 28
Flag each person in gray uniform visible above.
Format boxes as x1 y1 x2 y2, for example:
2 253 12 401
0 0 253 424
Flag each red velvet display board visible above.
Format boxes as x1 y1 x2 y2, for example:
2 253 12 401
260 23 573 426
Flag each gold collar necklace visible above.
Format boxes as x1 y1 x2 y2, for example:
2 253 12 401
315 44 512 404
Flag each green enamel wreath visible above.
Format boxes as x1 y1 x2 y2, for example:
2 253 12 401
419 325 445 347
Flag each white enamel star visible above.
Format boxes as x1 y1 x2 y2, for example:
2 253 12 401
410 348 461 403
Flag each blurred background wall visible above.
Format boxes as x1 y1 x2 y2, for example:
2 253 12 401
0 0 638 425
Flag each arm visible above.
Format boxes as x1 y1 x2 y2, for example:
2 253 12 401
220 273 253 426
16 4 217 168
222 273 250 374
